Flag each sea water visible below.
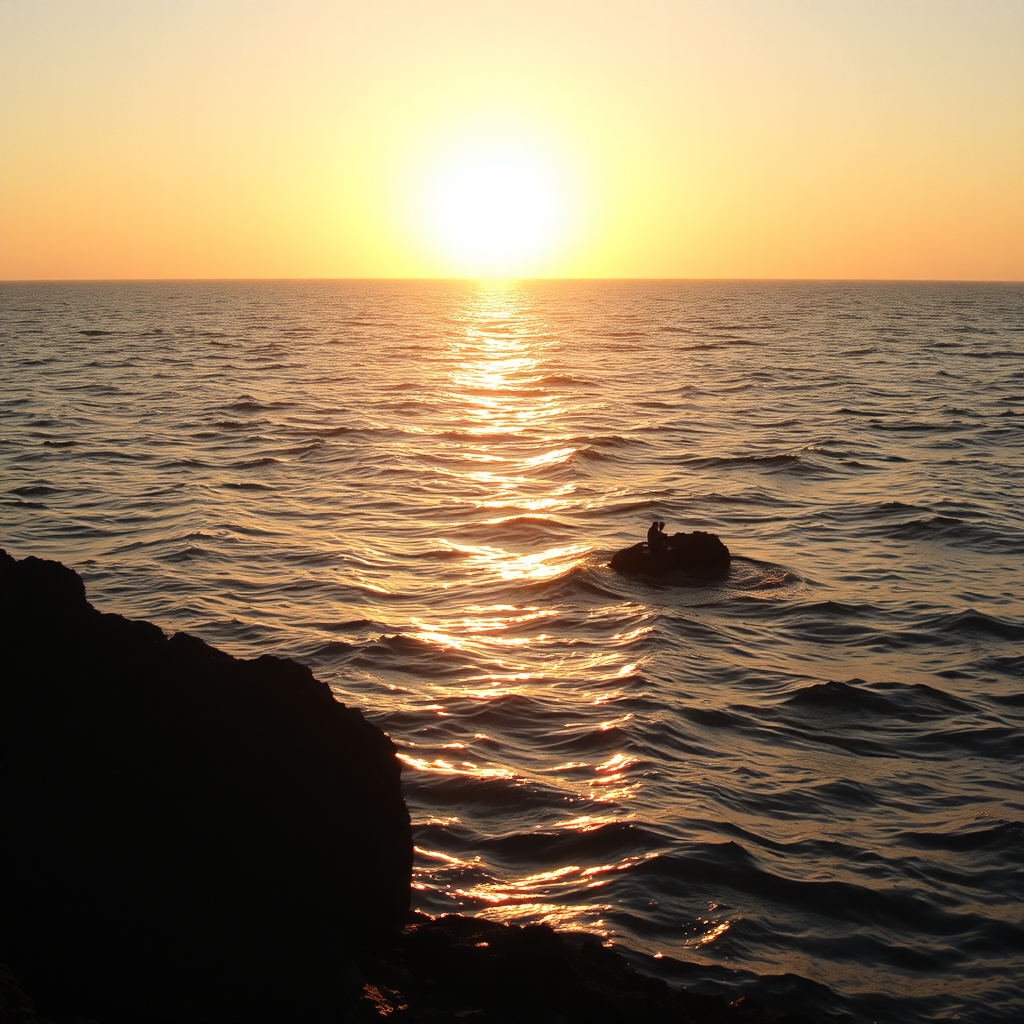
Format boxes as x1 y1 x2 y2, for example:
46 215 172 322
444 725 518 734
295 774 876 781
1 280 1022 1023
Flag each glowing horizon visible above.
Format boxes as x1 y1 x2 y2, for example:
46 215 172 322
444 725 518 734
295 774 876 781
1 1 1021 282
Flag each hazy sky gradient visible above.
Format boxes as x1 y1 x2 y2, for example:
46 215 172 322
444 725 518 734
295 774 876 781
1 0 1021 280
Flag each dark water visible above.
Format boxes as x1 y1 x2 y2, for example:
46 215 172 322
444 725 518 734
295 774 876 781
2 280 1022 1023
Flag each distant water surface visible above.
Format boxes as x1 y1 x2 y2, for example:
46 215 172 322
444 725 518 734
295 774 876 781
1 280 1022 1023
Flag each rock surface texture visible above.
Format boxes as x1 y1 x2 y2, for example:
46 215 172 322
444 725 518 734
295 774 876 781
610 531 731 576
349 914 818 1024
0 549 411 1024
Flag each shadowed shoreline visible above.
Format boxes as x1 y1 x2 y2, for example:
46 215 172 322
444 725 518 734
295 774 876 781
1 549 819 1024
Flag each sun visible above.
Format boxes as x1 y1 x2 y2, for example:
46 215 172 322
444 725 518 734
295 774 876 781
424 145 567 278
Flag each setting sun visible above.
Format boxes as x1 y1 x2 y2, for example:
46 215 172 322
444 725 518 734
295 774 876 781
423 145 569 278
0 1 1020 280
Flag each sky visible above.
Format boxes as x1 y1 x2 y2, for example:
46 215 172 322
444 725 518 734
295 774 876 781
1 0 1022 281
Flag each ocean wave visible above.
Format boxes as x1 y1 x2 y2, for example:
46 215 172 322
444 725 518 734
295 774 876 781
405 774 553 813
87 448 150 461
680 453 839 477
309 639 355 659
350 633 478 677
458 515 570 539
906 724 1023 760
729 559 804 591
679 706 741 729
868 417 966 432
10 484 59 496
225 397 292 413
919 609 1024 642
977 653 1024 679
2 498 48 510
865 513 1024 553
677 338 762 350
536 374 598 387
228 456 282 469
782 678 972 719
896 819 1023 855
211 419 255 430
566 432 639 450
633 842 1021 948
481 821 666 866
164 545 213 562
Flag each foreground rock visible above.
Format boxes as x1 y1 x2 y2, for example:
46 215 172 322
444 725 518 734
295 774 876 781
610 531 731 576
351 914 819 1024
1 911 823 1024
1 549 820 1024
0 549 412 1024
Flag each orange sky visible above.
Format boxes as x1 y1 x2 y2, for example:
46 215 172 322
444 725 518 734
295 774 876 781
1 0 1021 281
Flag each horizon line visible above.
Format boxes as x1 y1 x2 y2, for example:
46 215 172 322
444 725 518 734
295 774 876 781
2 276 1022 285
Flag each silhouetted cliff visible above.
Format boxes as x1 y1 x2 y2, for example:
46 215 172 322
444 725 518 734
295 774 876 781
0 549 411 1023
1 550 820 1024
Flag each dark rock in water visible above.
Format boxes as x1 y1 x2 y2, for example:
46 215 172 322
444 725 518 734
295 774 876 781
610 530 731 576
0 549 412 1024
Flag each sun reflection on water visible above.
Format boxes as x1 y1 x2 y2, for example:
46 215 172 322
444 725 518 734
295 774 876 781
397 753 516 780
419 849 667 934
399 283 650 939
416 283 602 677
436 539 589 583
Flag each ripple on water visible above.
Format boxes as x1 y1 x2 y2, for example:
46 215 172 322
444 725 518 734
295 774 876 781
2 280 1022 1024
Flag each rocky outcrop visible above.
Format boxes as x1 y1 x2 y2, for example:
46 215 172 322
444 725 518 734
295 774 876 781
0 549 412 1024
352 914 818 1024
1 549 821 1024
610 530 731 576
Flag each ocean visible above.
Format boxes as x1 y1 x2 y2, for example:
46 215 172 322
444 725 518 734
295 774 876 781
1 279 1021 1023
